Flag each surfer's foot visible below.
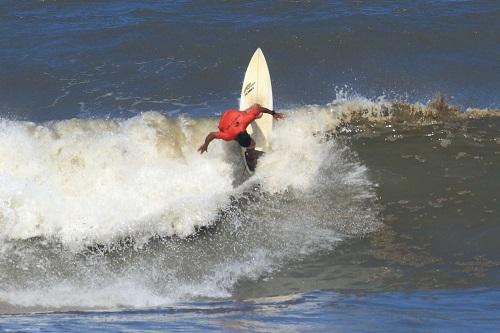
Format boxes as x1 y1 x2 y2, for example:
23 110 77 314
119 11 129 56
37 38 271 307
245 149 257 171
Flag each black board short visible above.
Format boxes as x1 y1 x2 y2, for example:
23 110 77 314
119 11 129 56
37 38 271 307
236 131 252 147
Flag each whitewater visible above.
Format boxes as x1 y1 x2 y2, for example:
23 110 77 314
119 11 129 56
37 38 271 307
0 98 393 311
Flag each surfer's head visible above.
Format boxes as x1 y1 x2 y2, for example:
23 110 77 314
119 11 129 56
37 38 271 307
236 131 252 147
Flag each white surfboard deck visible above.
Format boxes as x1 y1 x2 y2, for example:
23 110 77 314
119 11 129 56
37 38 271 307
239 48 273 173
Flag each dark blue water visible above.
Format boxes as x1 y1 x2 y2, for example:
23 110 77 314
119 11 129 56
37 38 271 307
1 1 499 331
2 289 500 332
1 0 499 121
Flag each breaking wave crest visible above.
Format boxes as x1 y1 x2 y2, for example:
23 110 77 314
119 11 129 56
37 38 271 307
0 95 497 247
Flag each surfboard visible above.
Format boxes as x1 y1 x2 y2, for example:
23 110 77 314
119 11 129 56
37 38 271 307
239 48 273 173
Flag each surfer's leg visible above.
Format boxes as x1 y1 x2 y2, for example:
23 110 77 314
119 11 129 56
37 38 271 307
245 139 257 171
236 132 257 171
248 138 256 150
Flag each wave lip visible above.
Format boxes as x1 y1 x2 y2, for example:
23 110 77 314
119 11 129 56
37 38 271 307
314 95 500 131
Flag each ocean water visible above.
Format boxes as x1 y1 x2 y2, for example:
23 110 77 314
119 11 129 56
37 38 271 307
0 0 499 331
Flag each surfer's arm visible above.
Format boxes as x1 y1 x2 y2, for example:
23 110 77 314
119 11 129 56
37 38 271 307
249 104 286 120
198 132 218 154
198 131 232 154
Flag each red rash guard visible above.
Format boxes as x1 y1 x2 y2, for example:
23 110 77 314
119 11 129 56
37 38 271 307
214 105 262 141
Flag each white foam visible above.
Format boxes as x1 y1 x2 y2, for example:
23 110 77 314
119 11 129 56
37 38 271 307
0 113 233 248
254 111 328 192
0 105 377 248
0 104 381 311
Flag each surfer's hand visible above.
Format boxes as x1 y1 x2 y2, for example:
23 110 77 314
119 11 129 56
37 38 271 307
199 132 218 154
198 143 208 154
273 112 286 120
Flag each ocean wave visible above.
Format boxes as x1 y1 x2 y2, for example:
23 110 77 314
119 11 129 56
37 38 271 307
0 97 496 248
8 93 495 310
0 100 384 310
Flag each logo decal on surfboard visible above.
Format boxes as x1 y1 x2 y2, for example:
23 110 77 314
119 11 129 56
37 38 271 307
244 82 255 96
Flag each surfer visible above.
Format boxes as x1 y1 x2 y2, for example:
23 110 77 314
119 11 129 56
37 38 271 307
198 103 285 170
